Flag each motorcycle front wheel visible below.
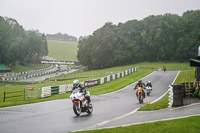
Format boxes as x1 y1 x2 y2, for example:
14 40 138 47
73 102 81 116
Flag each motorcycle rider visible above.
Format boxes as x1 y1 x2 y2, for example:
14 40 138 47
146 81 152 87
146 81 152 89
163 66 166 72
71 80 91 104
134 79 146 98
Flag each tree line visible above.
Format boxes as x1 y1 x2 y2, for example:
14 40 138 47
0 16 48 66
77 10 200 70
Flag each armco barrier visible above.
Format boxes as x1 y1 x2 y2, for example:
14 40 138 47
107 76 110 82
41 67 137 97
41 87 51 97
100 77 104 84
41 84 74 98
51 86 59 95
115 74 118 79
2 65 55 81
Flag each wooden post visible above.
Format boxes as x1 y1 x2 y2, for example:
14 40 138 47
3 91 6 102
24 88 26 101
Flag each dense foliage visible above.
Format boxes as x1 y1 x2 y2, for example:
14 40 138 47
46 32 77 42
78 10 200 69
0 17 48 66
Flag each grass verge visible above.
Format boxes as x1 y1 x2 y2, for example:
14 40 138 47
138 93 169 111
72 115 200 133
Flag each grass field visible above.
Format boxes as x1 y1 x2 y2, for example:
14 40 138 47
73 115 200 133
47 40 78 61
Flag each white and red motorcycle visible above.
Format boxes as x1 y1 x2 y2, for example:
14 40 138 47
70 88 93 116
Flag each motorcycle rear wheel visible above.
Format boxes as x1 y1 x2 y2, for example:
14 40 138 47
86 103 93 114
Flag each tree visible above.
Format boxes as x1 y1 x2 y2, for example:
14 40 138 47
77 10 200 69
176 10 200 61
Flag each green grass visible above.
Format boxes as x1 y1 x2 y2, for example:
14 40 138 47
174 69 195 84
138 94 169 111
73 115 200 133
47 40 78 61
136 62 190 71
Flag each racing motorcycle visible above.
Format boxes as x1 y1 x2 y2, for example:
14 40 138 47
145 86 152 96
70 88 93 116
136 87 144 104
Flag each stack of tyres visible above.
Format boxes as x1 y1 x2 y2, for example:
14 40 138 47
172 84 183 107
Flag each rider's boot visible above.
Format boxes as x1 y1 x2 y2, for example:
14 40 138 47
85 96 92 107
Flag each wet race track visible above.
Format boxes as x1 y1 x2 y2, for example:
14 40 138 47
0 71 178 133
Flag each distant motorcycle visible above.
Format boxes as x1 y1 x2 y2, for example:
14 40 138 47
136 87 144 104
70 88 93 116
145 86 152 96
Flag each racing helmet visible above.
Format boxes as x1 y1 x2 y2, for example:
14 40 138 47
73 80 80 87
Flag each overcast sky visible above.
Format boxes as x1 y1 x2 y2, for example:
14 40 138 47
0 0 200 38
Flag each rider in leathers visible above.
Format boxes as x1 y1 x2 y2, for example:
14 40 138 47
71 80 91 104
134 79 146 98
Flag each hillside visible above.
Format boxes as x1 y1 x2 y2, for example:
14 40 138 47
47 40 78 61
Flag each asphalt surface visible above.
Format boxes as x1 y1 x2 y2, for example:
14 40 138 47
0 71 179 133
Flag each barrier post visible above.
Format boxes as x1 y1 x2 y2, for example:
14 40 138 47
147 98 150 104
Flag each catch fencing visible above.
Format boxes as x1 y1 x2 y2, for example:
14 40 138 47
3 86 40 102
